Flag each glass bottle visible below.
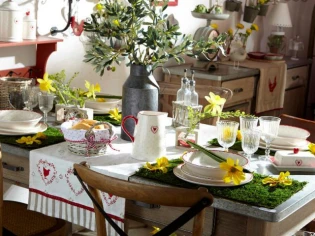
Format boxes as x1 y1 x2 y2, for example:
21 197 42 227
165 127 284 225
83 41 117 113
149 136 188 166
188 70 198 106
176 69 189 103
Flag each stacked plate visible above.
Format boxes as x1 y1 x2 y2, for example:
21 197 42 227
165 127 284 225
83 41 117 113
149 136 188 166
85 98 121 114
259 125 310 151
0 110 46 135
173 150 253 187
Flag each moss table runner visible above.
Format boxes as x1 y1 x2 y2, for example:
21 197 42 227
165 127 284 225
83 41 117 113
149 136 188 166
134 159 307 209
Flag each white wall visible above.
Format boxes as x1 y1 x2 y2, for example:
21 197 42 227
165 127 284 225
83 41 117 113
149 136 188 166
0 0 313 96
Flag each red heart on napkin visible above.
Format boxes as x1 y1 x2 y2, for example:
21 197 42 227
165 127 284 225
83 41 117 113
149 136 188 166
295 160 303 166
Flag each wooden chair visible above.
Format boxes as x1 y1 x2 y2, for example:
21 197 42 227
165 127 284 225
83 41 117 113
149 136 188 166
279 114 315 143
0 152 67 236
73 162 214 236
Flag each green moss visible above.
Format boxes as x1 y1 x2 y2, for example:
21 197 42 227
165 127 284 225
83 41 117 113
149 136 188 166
94 114 121 126
0 127 65 150
134 159 307 209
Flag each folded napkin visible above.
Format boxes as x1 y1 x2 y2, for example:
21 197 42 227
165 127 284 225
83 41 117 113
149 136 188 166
274 150 315 166
219 59 287 114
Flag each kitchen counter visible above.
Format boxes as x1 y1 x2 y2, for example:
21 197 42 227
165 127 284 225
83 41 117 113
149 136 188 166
285 57 312 69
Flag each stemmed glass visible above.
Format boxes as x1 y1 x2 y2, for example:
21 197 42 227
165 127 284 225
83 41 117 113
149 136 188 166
241 129 261 166
217 120 239 152
38 92 55 125
239 116 259 134
24 86 40 111
258 116 281 162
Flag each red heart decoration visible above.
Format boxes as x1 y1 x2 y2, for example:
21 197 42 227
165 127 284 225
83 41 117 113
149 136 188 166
102 192 118 206
37 159 57 186
151 126 158 134
295 160 302 166
293 148 299 154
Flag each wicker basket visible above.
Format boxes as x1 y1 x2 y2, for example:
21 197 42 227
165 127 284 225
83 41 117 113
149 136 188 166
61 120 115 156
0 77 32 109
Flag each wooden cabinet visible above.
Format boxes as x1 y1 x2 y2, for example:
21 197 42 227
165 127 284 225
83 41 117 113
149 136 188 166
0 36 63 78
281 65 309 118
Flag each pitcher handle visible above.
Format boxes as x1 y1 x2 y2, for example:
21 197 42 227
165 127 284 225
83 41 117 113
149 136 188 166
121 115 137 142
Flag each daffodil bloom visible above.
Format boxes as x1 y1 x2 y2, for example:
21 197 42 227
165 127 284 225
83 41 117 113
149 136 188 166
204 92 226 116
113 19 120 26
236 23 244 29
228 28 233 36
308 143 315 155
236 130 242 141
246 29 252 35
222 127 233 141
97 98 106 102
220 158 245 185
34 132 47 140
144 156 170 173
151 226 176 236
85 81 101 99
16 136 42 145
37 73 56 93
251 24 259 31
262 171 292 187
109 108 121 122
96 3 103 11
210 23 218 30
258 0 266 4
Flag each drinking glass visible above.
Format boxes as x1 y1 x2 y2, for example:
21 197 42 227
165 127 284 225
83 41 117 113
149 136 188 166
259 116 281 162
239 116 259 134
217 120 239 152
38 92 55 124
241 129 261 162
24 86 40 111
8 84 28 110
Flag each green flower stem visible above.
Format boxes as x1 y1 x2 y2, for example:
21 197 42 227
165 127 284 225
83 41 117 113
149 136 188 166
57 89 68 105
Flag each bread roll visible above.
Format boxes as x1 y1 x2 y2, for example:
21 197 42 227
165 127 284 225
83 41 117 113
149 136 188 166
71 119 109 130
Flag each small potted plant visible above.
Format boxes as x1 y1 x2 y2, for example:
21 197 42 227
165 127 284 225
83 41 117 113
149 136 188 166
225 0 242 12
267 34 285 54
243 0 259 23
257 0 270 16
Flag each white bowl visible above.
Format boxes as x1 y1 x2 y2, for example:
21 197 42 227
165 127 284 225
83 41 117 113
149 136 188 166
277 125 310 139
85 99 121 112
0 110 42 130
182 150 248 180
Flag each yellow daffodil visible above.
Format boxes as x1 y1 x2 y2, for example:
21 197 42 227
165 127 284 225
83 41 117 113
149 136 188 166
236 23 244 29
97 98 106 102
96 3 103 11
258 0 266 4
308 143 315 155
246 29 252 35
227 28 233 36
16 136 42 145
85 81 101 99
34 132 47 140
109 107 121 122
151 226 176 236
262 171 292 187
144 157 170 173
113 19 120 26
236 130 242 141
37 73 56 93
251 24 259 31
222 127 233 141
220 158 245 185
204 92 226 116
210 23 218 30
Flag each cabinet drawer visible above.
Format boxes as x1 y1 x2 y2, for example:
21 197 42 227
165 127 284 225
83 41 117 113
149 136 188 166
2 152 29 185
286 66 308 89
222 77 255 105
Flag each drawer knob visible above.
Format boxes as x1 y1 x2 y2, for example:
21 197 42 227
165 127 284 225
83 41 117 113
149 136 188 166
292 76 300 81
233 88 243 94
2 162 24 172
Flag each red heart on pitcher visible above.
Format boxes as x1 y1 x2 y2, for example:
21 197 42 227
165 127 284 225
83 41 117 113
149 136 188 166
151 126 158 134
295 160 302 166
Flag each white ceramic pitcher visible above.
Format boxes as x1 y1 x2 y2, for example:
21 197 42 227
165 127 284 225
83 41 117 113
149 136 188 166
121 111 168 161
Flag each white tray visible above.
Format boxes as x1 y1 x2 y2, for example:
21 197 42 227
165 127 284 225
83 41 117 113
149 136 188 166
269 159 315 172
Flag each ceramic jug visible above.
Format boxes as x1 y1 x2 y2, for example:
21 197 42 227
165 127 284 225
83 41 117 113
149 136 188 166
121 110 168 161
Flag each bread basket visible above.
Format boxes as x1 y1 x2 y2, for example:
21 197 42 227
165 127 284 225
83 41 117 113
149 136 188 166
61 119 116 156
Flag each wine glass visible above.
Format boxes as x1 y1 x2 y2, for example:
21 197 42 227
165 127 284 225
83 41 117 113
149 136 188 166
38 92 55 125
25 86 40 111
216 120 239 152
241 129 261 165
258 116 281 163
239 116 259 134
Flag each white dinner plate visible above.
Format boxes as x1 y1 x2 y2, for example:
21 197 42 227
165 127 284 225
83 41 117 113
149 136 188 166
93 108 122 115
259 140 309 151
173 164 253 187
180 164 224 182
0 122 47 135
269 159 315 172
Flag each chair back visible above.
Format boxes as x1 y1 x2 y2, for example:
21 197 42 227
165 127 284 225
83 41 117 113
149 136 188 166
73 162 214 236
280 114 315 143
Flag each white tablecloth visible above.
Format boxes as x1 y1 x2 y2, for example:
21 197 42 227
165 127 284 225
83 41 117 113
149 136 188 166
28 121 216 234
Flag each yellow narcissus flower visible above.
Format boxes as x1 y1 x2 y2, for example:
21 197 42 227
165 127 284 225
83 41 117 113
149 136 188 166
16 136 42 145
37 73 56 93
246 29 252 35
258 0 266 4
210 23 218 30
96 3 103 11
262 171 292 187
236 23 244 29
85 81 101 99
97 98 106 102
227 28 233 36
251 24 259 31
308 143 315 155
113 19 120 26
151 226 176 236
34 132 47 140
204 92 226 116
236 130 242 141
109 108 121 122
219 158 245 185
144 156 170 173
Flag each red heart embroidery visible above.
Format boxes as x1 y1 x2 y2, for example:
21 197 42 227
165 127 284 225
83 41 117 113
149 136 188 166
65 168 84 196
102 192 118 206
295 160 302 166
37 159 57 186
151 126 158 134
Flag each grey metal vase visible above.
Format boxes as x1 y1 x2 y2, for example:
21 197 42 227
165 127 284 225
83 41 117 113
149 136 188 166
120 64 159 141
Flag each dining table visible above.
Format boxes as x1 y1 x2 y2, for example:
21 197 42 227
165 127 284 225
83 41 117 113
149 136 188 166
1 117 315 236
